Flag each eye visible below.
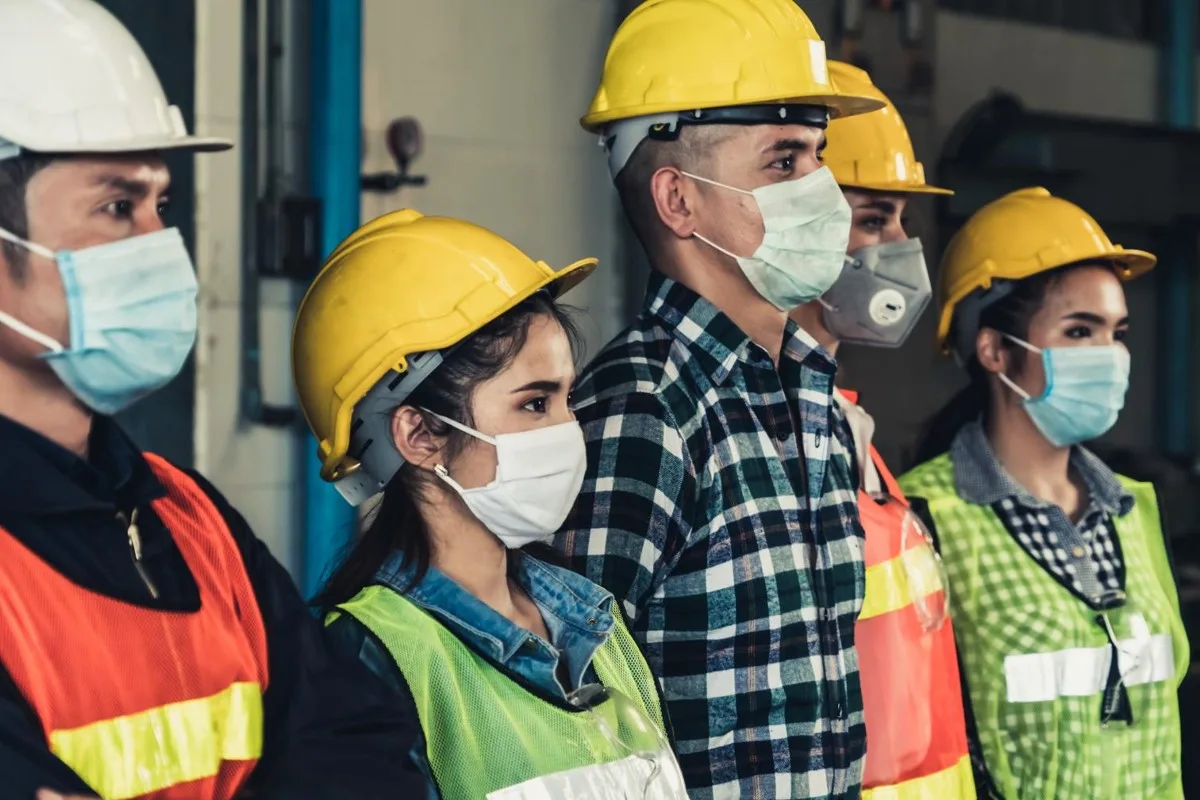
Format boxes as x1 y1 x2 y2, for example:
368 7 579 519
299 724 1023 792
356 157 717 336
1064 325 1093 340
103 199 135 220
1114 328 1128 342
857 215 887 233
522 396 548 414
769 154 795 172
157 197 172 219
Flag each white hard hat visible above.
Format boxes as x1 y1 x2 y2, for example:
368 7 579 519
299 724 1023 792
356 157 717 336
0 0 230 158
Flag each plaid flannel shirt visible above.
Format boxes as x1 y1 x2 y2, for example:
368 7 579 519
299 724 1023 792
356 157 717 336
556 274 867 799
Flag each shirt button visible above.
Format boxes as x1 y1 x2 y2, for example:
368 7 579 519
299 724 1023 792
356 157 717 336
1072 546 1086 558
586 617 598 627
523 638 537 651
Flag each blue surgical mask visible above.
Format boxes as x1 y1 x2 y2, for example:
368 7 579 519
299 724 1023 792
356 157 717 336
0 226 198 415
998 334 1131 447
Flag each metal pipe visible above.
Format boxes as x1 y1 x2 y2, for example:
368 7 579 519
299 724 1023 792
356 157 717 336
1159 0 1197 456
239 0 262 426
303 0 362 598
265 0 284 210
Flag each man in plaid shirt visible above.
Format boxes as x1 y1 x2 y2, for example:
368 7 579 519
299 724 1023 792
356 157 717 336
554 1 886 797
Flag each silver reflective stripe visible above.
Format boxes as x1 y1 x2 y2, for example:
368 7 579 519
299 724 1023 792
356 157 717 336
1004 633 1175 703
486 750 688 800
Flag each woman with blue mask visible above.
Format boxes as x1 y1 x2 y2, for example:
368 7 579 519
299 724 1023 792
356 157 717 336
293 209 686 800
899 188 1188 799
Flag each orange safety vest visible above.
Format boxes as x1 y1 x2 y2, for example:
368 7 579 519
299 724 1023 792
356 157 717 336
840 392 974 799
0 453 269 799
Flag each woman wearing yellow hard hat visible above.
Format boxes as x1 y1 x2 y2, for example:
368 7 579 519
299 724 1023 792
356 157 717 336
790 61 975 800
898 188 1188 799
291 209 687 799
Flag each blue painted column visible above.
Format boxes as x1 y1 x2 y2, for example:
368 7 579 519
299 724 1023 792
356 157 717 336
303 0 362 598
1159 0 1197 456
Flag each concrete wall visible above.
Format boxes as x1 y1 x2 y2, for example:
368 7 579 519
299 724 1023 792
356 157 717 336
191 0 622 574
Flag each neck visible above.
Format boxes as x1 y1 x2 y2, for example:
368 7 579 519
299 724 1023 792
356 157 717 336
658 245 789 364
0 360 90 456
427 498 517 614
985 395 1073 501
790 299 840 356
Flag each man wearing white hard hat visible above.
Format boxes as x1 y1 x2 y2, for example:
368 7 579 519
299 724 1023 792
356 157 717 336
0 2 424 798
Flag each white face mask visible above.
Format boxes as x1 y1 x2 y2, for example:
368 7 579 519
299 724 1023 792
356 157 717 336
684 166 853 311
425 410 587 548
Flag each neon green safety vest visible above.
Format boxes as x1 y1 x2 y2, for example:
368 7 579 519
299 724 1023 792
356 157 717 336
336 584 673 799
899 454 1189 800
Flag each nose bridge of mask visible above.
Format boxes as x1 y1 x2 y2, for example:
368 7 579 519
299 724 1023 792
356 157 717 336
0 225 64 353
755 167 846 231
424 409 582 484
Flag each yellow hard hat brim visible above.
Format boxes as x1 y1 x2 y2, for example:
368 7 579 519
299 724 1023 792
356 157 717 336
580 91 886 132
839 180 955 196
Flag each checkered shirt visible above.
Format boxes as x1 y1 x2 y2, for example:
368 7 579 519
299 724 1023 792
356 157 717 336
555 273 867 799
950 420 1132 605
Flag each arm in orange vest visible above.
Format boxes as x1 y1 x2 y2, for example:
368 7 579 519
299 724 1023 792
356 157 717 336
182 469 431 798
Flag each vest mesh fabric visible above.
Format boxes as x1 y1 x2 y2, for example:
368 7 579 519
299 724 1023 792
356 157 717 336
899 454 1188 799
339 584 668 799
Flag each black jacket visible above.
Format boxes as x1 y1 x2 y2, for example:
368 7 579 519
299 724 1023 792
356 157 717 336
0 413 427 798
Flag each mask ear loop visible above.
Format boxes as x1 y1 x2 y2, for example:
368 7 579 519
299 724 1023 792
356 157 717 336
422 409 499 494
0 225 55 260
0 309 63 352
0 226 66 352
995 333 1042 401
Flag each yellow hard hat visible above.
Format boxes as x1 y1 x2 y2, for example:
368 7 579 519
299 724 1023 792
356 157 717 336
824 62 951 195
292 209 596 482
583 0 885 177
936 187 1156 352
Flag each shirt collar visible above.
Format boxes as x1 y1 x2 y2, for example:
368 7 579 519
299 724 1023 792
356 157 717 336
0 413 165 515
644 271 836 384
951 419 1133 515
373 553 615 665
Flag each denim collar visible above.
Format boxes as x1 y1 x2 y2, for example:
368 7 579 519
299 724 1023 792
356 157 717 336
951 419 1133 516
373 552 615 669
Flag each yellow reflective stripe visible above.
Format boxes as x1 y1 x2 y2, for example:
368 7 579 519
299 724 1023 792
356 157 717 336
49 681 263 800
862 754 975 800
860 545 943 621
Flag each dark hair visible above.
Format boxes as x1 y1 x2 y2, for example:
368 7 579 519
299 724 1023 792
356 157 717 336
0 153 56 279
314 293 583 612
911 262 1101 466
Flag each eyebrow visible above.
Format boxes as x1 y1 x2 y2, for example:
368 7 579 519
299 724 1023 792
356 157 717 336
1063 311 1129 326
510 380 564 394
857 199 898 215
93 174 169 198
762 137 823 154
